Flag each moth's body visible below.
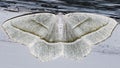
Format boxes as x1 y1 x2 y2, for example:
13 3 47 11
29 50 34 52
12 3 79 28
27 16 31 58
2 13 117 62
57 13 63 42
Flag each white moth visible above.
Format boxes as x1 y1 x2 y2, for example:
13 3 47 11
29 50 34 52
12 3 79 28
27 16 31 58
2 13 118 62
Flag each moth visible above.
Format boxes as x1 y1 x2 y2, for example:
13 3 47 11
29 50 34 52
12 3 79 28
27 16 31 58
2 12 118 62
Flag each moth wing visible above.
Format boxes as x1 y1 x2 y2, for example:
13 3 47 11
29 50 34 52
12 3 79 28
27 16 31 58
63 13 118 60
2 13 62 62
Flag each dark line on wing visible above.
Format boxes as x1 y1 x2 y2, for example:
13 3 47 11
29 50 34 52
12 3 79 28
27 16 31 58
11 24 57 43
31 19 48 29
65 22 108 43
72 17 91 29
78 23 108 39
11 24 41 38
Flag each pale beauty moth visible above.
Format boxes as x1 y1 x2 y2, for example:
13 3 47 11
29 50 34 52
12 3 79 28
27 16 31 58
1 12 118 62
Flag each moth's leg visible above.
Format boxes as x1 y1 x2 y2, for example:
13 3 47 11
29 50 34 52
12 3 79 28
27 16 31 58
63 38 92 60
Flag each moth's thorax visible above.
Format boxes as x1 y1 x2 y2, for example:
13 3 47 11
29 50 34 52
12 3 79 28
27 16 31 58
44 14 77 43
43 14 67 43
